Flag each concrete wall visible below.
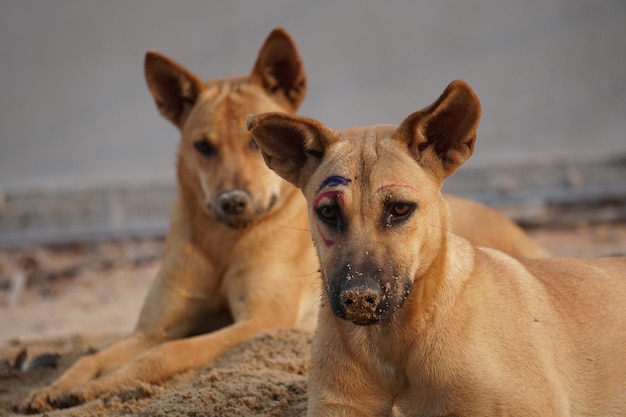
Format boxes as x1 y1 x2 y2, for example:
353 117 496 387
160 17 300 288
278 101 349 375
1 0 624 190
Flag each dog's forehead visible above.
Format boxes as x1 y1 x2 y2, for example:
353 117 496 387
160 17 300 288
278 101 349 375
314 123 426 197
198 79 284 113
185 80 284 141
330 124 400 167
336 124 396 143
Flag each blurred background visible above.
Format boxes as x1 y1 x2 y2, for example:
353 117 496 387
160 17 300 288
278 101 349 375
0 0 625 244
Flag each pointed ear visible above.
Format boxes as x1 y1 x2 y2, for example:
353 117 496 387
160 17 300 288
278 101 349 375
247 113 334 188
144 51 205 129
394 80 481 179
249 27 307 112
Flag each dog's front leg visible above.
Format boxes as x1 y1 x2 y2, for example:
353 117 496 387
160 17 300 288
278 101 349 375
21 333 155 412
45 268 306 408
21 242 222 412
20 278 204 412
47 319 282 408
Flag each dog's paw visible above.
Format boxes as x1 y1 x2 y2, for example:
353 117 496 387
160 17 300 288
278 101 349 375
43 382 103 409
51 379 157 409
20 389 85 413
19 389 57 414
21 383 98 412
50 392 85 409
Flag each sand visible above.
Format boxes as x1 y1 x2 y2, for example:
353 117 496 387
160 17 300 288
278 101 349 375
0 329 312 417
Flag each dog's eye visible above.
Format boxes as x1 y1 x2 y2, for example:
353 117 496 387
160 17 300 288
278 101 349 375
384 202 416 227
248 138 259 150
391 203 413 217
194 139 217 157
318 205 337 220
316 203 341 228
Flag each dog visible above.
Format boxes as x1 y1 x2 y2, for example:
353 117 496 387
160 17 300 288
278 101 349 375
22 27 545 411
248 80 626 416
22 27 319 412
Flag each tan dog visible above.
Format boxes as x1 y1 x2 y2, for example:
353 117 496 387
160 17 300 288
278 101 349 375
248 81 626 416
22 28 319 412
22 28 544 411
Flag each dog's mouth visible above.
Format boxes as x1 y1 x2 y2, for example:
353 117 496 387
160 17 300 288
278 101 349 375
327 273 412 326
218 216 254 230
346 311 385 326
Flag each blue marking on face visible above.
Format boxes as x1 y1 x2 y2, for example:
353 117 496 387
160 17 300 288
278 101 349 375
317 175 351 193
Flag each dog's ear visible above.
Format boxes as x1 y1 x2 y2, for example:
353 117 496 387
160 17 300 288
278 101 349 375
250 27 307 112
394 80 481 179
144 51 205 129
247 113 334 187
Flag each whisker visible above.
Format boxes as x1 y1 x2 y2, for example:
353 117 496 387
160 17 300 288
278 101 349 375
293 269 322 278
278 225 311 232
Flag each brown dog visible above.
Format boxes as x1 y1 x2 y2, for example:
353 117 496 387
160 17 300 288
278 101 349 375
248 81 626 416
22 28 319 412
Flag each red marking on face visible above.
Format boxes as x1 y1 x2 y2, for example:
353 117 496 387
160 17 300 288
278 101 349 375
312 190 345 208
374 183 417 195
316 223 335 247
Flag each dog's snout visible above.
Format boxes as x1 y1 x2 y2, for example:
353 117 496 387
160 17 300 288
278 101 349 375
217 189 251 215
339 278 383 325
341 286 380 308
328 264 411 325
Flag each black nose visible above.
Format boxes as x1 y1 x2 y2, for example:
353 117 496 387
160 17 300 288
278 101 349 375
217 189 251 215
339 278 382 324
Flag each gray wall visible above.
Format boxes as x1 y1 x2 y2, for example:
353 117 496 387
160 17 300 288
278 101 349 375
1 0 625 190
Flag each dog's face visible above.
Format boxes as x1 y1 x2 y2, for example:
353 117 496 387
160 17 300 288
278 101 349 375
248 81 481 325
304 128 450 324
175 81 289 228
145 28 306 229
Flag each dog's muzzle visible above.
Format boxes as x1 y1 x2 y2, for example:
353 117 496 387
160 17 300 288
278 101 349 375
213 189 254 229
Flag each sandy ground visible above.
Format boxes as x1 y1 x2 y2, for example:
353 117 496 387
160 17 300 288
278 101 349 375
1 223 625 416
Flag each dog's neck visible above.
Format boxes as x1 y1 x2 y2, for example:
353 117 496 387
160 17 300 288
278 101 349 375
397 198 476 330
403 234 475 327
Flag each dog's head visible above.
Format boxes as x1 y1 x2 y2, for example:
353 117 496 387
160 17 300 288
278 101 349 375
248 81 480 325
145 28 306 229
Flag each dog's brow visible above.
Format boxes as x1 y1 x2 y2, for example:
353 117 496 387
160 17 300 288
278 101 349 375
317 175 351 193
312 190 345 208
374 184 417 196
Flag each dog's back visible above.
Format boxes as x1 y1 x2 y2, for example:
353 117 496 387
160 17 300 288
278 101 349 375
446 194 549 258
521 254 626 414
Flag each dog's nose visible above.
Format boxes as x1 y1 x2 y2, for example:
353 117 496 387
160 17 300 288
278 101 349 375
217 189 251 215
339 278 382 324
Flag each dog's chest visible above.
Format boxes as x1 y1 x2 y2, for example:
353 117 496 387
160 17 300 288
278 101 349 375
392 382 455 417
363 331 465 416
